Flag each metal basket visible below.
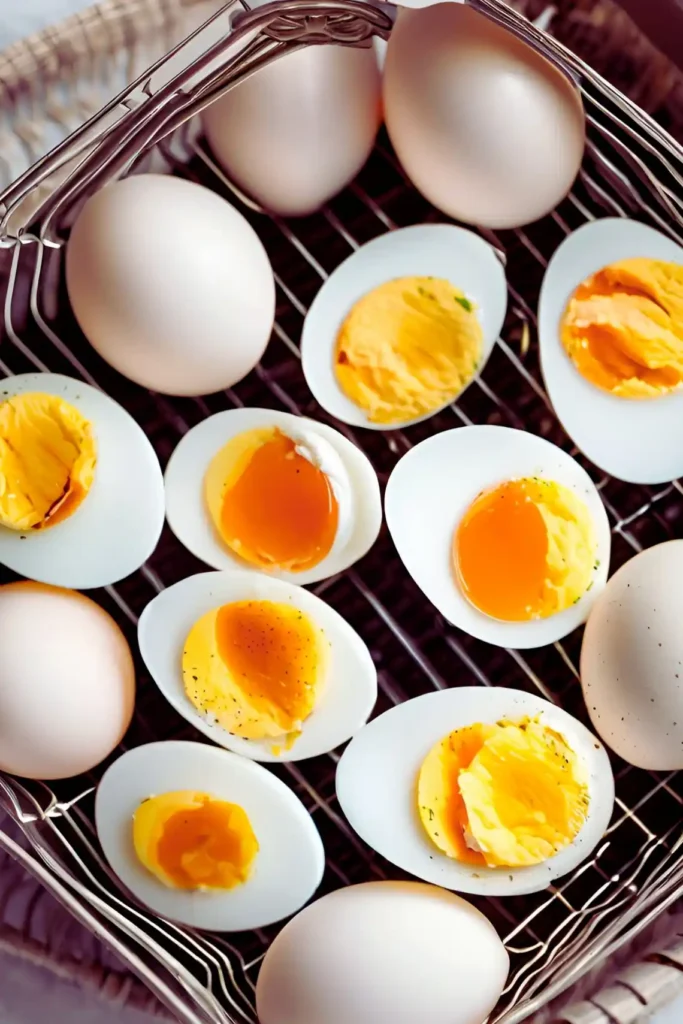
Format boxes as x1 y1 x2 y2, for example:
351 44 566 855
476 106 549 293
1 1 683 1022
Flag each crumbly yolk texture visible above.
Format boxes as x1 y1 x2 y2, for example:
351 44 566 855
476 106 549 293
0 392 96 531
454 478 596 622
334 276 483 425
133 791 258 891
418 717 589 868
182 599 327 746
561 258 683 398
205 427 339 573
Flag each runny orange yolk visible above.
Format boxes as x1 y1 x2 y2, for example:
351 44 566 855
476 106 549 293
455 480 549 622
182 600 326 744
205 428 339 573
133 791 259 891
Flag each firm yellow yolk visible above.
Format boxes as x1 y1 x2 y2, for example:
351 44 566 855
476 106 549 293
454 478 597 621
561 258 683 398
133 791 258 891
182 599 327 745
205 427 338 573
334 276 483 425
418 718 589 869
0 392 96 531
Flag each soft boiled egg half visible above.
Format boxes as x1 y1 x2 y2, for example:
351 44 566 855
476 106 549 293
385 425 610 648
95 741 324 930
301 224 507 430
539 217 683 484
164 408 381 585
336 687 615 896
138 571 377 762
0 373 164 588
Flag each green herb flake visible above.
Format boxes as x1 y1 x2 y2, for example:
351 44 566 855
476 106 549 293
454 295 473 312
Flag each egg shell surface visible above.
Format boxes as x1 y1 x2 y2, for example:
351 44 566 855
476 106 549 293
539 217 683 484
0 373 164 589
0 582 135 779
138 571 377 762
256 881 509 1024
383 4 585 229
336 688 615 896
66 174 275 396
164 407 382 584
202 44 381 217
384 425 610 648
301 224 507 430
581 540 683 769
95 741 325 931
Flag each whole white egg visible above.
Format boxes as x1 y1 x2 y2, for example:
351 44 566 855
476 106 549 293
383 4 585 229
256 881 509 1024
96 741 324 931
581 540 683 770
138 570 377 762
0 582 135 779
65 174 275 396
202 45 381 217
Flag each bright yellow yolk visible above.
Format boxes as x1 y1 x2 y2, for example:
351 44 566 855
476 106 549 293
454 478 596 621
182 599 327 746
133 791 258 891
561 258 683 398
0 392 96 531
418 717 589 869
205 427 339 574
334 276 483 425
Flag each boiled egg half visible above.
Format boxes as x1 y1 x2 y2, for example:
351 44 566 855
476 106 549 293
0 373 164 588
385 425 610 648
539 217 683 483
336 687 615 896
301 224 507 430
95 741 324 930
138 571 377 762
164 408 381 585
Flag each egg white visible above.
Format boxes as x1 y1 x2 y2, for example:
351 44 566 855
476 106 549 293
95 741 325 931
164 407 381 585
301 223 508 430
384 424 611 648
0 373 164 589
539 217 683 484
336 688 615 897
138 570 377 762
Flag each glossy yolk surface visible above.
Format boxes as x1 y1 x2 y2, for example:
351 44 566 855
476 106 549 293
335 276 483 425
418 718 589 869
182 599 327 745
454 478 597 622
561 258 683 398
205 427 338 573
0 392 96 531
133 791 258 890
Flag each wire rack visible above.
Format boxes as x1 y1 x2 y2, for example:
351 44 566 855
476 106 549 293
1 2 683 1022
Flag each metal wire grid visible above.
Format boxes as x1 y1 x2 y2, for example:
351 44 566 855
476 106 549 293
1 3 683 1022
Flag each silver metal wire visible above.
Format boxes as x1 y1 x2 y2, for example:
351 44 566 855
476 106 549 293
0 1 683 1022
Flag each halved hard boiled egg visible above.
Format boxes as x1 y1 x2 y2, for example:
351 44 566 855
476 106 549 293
301 224 507 430
164 408 381 585
96 741 324 930
336 688 615 896
0 373 164 588
138 571 377 762
385 425 610 648
539 217 683 484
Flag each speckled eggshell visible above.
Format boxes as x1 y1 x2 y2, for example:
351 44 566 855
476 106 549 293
581 540 683 770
